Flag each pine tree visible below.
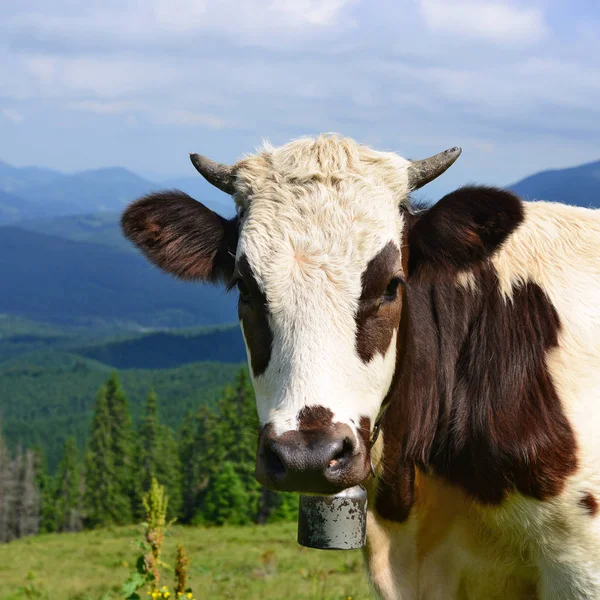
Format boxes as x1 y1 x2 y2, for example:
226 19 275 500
54 438 83 532
84 384 118 528
179 406 217 523
139 388 160 496
136 389 182 521
32 447 56 534
157 425 182 520
212 369 262 521
202 461 250 526
105 373 134 524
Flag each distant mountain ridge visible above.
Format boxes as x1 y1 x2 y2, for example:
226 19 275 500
509 159 600 208
0 158 235 224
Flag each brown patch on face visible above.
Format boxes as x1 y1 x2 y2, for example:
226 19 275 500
356 241 404 363
579 493 598 517
121 190 238 282
297 406 334 430
236 255 273 377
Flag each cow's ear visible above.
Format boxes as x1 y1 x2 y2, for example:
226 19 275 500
407 186 524 275
121 190 238 283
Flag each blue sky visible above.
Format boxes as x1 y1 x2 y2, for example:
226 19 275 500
1 0 599 199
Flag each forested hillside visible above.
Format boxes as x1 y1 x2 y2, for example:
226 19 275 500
0 227 237 329
1 357 242 470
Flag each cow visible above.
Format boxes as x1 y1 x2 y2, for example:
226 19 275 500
121 134 600 599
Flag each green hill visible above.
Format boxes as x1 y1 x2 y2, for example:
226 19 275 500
15 212 133 251
0 355 242 470
0 227 237 329
75 324 246 369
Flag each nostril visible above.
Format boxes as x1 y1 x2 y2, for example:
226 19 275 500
327 437 355 470
264 442 286 478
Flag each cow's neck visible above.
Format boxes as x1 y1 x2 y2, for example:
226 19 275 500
374 263 578 522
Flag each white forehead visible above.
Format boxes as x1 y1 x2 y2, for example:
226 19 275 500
233 134 410 277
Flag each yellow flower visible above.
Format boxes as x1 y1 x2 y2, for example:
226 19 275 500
163 593 171 599
186 594 193 599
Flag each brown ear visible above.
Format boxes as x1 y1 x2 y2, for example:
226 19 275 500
121 190 238 283
407 186 524 275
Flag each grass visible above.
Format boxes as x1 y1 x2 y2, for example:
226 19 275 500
0 522 373 600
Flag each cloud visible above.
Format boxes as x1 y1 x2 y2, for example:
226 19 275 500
2 108 24 122
0 0 598 187
67 100 139 113
162 110 233 129
418 0 548 45
23 55 179 97
4 0 357 50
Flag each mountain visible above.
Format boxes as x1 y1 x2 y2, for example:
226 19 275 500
509 159 600 208
76 325 246 369
0 159 64 193
15 212 133 251
0 157 237 223
0 318 245 370
0 226 237 329
16 167 156 214
0 189 47 224
15 185 235 248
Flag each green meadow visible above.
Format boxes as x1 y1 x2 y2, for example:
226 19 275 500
0 522 373 600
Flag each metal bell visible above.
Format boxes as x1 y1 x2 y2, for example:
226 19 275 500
297 485 367 550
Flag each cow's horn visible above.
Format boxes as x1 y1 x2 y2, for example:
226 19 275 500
407 147 462 191
189 153 235 195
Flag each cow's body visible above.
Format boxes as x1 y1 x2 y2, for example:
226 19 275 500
122 135 600 599
365 202 600 599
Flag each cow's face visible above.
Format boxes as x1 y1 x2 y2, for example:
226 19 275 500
122 135 461 494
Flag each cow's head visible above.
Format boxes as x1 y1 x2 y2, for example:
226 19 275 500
122 135 465 494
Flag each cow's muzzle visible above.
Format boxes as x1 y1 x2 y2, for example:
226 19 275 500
255 423 370 494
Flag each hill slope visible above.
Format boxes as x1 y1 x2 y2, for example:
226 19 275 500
509 159 600 208
0 227 237 328
0 356 242 470
16 167 156 215
15 212 134 251
0 189 52 224
0 159 64 193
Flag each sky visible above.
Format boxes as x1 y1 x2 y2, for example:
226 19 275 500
0 0 599 199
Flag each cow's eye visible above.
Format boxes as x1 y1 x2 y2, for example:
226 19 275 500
382 277 403 301
237 279 251 302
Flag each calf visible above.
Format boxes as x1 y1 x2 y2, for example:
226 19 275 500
122 134 600 599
